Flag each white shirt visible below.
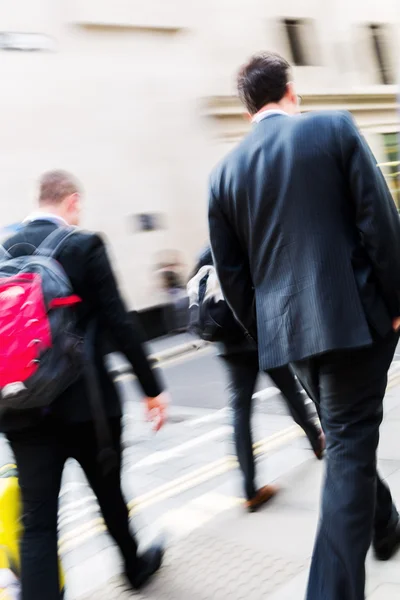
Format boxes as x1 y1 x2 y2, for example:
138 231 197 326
23 212 68 227
252 109 288 124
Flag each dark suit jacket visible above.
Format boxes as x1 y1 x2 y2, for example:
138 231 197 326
209 110 400 370
1 219 163 431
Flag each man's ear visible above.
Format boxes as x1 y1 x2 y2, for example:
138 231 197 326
68 192 80 210
286 81 297 104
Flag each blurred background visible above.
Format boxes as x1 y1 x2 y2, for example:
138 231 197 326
0 5 399 597
0 0 399 339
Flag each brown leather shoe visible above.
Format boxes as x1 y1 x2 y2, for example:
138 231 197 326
245 485 279 513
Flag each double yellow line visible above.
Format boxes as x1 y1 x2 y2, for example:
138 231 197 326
126 425 302 512
58 366 400 553
58 425 301 553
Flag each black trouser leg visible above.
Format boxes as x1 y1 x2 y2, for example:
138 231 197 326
7 420 65 600
267 364 321 443
293 333 399 600
69 419 139 572
222 353 259 500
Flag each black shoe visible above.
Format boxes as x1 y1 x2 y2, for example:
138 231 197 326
306 423 325 460
126 543 164 590
373 520 400 561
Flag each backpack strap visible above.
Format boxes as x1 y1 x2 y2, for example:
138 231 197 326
0 244 11 260
33 227 76 259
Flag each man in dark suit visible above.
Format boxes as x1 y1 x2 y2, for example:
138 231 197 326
191 246 324 512
2 170 167 599
208 52 400 600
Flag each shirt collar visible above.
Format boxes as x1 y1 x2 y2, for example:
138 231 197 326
252 109 288 124
23 212 68 227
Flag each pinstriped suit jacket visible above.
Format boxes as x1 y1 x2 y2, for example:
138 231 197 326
208 111 400 370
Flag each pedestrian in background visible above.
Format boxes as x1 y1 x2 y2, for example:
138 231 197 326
1 171 167 599
208 52 400 599
189 245 324 512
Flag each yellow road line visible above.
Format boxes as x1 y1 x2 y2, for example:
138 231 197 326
129 458 238 515
387 371 400 390
59 492 244 554
59 518 105 544
58 369 400 552
254 427 303 457
59 523 107 554
58 425 300 551
127 456 233 510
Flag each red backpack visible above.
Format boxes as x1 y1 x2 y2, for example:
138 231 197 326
0 227 83 412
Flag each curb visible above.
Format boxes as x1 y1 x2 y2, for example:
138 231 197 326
106 339 209 377
150 339 209 365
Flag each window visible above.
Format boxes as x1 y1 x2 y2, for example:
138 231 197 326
368 24 394 85
134 213 165 232
282 19 314 66
381 133 400 209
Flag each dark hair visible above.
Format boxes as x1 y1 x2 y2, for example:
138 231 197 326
237 52 291 114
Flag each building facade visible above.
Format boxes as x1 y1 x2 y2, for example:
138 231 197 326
0 0 398 325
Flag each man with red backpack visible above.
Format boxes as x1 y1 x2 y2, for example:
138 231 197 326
0 170 167 599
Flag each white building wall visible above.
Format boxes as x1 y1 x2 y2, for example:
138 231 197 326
200 0 399 94
0 0 398 309
0 0 212 309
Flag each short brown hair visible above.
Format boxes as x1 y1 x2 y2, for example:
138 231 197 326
38 170 81 205
237 52 291 114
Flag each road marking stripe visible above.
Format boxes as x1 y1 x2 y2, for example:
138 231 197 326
185 408 229 427
121 381 284 432
129 426 231 469
57 367 400 551
129 458 238 515
252 425 300 449
58 482 88 499
59 504 100 529
59 518 104 544
59 523 107 553
254 427 303 456
59 426 302 522
127 456 232 509
59 495 96 516
59 492 242 554
388 372 400 390
58 425 300 549
114 373 134 384
151 492 242 539
253 387 280 400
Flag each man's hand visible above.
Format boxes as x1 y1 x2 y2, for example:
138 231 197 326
145 392 169 432
393 317 400 332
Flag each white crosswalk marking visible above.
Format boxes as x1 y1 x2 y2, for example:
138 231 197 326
129 426 232 470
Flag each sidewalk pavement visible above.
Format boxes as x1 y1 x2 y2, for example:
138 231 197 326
63 364 400 600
